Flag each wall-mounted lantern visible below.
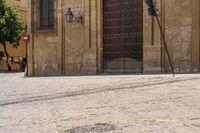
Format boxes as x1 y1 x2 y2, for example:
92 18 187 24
145 0 158 16
65 8 82 23
145 0 156 7
145 0 159 16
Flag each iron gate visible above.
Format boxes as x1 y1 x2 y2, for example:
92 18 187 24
103 0 143 73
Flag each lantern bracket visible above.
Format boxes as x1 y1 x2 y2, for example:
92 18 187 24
65 8 82 23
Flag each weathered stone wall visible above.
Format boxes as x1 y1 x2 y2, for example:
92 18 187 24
191 0 200 72
144 0 200 73
164 0 192 72
28 0 61 76
143 0 162 73
28 0 200 76
63 0 99 75
28 0 100 76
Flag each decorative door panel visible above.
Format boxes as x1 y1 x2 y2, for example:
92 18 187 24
103 0 143 73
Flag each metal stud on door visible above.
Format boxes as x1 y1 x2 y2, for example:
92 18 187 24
103 0 143 73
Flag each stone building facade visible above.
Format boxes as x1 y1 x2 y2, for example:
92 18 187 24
28 0 200 76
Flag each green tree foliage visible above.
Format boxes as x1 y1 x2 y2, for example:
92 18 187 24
0 0 25 71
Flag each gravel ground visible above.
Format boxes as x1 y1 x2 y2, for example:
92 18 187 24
0 73 200 133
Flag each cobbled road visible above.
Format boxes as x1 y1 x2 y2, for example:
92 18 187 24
0 73 200 133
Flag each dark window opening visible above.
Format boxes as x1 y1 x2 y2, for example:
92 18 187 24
40 0 54 30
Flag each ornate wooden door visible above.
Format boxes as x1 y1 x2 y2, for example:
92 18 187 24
103 0 143 73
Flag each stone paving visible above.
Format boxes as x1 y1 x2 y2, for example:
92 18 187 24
0 73 200 133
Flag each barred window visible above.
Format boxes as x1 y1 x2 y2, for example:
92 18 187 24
40 0 54 30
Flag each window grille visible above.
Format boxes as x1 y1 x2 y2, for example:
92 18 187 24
40 0 54 30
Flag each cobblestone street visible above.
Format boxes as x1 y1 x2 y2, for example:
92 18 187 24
0 73 200 133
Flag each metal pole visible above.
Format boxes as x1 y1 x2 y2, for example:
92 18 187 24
26 41 28 76
155 15 175 77
25 25 28 76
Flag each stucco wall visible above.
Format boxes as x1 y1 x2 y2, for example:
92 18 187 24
0 0 27 71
